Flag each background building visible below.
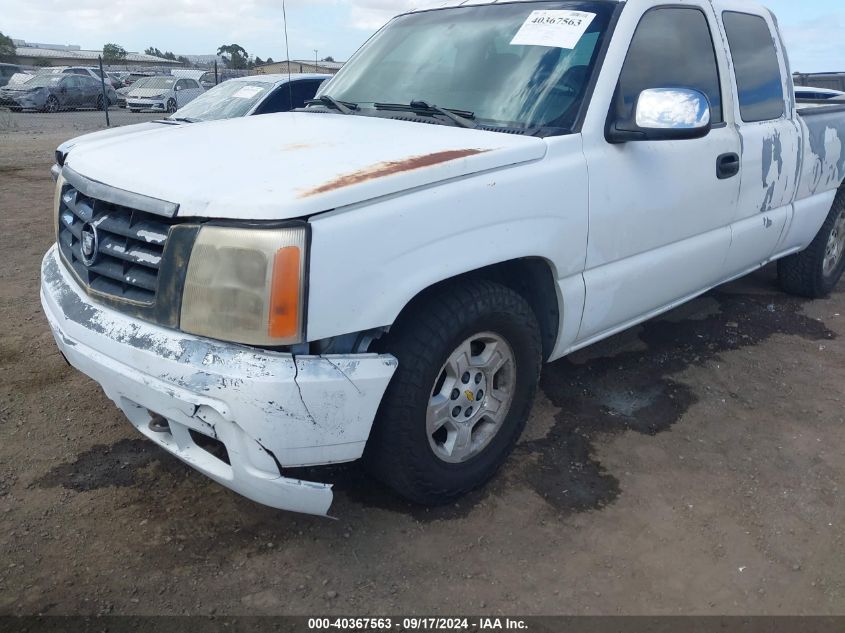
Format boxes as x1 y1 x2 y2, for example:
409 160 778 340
11 39 179 68
254 59 344 76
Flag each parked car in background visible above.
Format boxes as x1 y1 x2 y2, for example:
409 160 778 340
121 72 156 87
199 70 251 90
0 63 22 88
794 86 845 101
53 74 329 172
126 76 204 113
171 74 327 121
108 71 130 85
115 77 153 108
61 66 120 90
0 74 110 112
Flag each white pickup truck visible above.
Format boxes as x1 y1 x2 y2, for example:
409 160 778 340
42 0 845 516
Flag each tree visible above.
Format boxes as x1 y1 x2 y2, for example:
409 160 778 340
145 46 163 57
266 57 274 65
102 43 127 63
177 55 191 66
322 56 335 63
254 56 264 66
0 32 17 63
217 44 249 70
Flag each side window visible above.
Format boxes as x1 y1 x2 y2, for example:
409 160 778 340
722 12 785 122
253 86 292 115
289 80 323 108
616 7 723 124
175 79 186 90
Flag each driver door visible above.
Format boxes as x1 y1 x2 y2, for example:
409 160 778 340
59 76 78 108
577 2 741 343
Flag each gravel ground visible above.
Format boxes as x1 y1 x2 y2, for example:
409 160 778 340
0 108 160 135
0 113 843 616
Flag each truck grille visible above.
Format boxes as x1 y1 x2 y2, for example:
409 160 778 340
57 185 178 305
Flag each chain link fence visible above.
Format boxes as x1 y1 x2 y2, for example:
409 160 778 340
0 57 339 133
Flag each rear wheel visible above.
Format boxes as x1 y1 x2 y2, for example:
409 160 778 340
365 280 542 505
779 187 845 298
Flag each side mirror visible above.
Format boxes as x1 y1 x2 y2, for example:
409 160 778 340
607 88 712 144
175 85 182 92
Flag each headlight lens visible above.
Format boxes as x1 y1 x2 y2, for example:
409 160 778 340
180 225 306 346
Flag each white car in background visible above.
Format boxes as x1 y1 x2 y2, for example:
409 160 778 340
126 76 204 114
793 86 845 102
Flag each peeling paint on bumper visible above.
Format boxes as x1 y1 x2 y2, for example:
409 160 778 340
40 246 397 516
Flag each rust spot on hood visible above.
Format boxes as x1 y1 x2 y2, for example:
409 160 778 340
299 148 489 197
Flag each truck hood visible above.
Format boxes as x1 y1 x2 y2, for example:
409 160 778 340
65 112 548 220
57 121 178 161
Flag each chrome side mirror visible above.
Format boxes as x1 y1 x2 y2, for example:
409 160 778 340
607 88 713 143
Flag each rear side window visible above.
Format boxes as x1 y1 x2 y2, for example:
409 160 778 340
722 12 785 122
290 80 324 108
253 86 292 114
616 7 723 124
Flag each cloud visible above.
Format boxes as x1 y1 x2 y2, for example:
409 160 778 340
780 12 845 73
345 0 445 30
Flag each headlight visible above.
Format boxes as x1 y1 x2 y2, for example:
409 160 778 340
180 225 307 346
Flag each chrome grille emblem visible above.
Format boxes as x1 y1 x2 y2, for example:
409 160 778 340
80 222 99 267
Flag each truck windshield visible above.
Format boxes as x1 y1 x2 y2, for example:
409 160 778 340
322 1 615 134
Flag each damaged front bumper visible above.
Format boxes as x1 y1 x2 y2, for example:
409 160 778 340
40 246 397 516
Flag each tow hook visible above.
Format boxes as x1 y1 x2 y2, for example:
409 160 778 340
148 412 171 434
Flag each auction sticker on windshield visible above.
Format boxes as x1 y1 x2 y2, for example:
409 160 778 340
233 86 265 99
510 10 596 49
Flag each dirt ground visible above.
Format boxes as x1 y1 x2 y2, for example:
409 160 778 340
0 113 843 617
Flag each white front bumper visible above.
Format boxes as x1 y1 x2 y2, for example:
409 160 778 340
126 99 165 110
40 246 397 516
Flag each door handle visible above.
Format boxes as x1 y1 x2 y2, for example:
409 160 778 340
717 153 740 180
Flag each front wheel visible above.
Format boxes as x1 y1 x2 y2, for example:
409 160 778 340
166 98 177 114
96 95 105 110
779 187 845 298
44 96 59 113
365 280 542 505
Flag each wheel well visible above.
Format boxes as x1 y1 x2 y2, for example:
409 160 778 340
390 258 561 361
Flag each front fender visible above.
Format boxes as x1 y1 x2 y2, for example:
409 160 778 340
306 136 588 341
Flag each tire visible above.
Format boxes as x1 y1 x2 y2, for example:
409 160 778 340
166 98 177 114
365 280 542 505
778 187 845 298
96 95 105 111
44 96 59 113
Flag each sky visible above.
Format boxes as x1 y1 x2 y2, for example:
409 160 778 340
3 0 844 72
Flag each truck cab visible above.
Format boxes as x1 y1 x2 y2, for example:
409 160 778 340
42 0 845 516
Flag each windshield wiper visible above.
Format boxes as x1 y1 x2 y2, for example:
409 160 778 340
169 117 201 124
374 101 477 129
307 95 358 115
